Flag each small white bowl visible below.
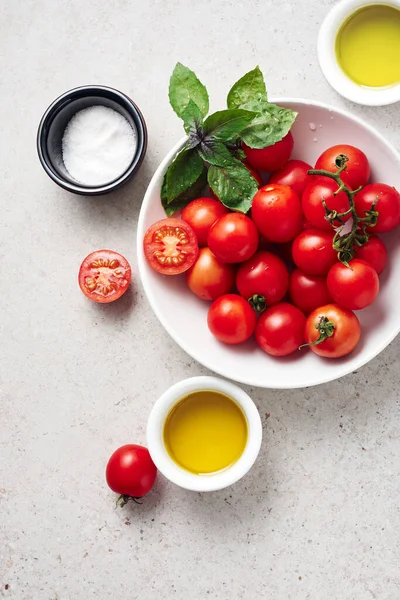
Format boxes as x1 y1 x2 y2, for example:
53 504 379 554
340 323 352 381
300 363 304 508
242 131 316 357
146 376 262 492
318 0 400 106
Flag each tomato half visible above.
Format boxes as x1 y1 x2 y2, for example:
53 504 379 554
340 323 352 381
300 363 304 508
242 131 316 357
208 213 259 263
268 159 313 197
236 251 289 306
186 247 235 301
315 144 370 190
143 218 198 275
207 294 256 344
289 269 332 315
354 183 400 233
327 258 379 310
305 304 361 358
181 197 229 246
292 229 337 275
354 235 387 275
106 445 157 501
251 184 303 243
78 250 131 304
255 302 306 356
302 177 350 230
243 132 294 172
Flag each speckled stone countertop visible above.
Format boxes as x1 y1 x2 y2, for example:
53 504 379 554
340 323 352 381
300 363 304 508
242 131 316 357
1 1 399 598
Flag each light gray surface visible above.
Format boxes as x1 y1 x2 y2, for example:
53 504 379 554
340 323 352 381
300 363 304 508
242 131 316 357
1 1 399 598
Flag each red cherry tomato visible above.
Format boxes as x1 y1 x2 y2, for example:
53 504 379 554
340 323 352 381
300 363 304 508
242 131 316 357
210 164 262 200
243 132 294 172
182 198 229 246
255 302 306 357
289 269 333 315
315 144 370 190
236 251 289 306
354 235 387 275
208 213 259 263
143 218 199 275
302 177 351 230
305 304 361 358
292 229 337 275
106 445 157 500
78 250 131 304
186 247 235 301
268 159 313 197
354 183 400 233
327 259 379 310
207 294 256 344
251 184 303 243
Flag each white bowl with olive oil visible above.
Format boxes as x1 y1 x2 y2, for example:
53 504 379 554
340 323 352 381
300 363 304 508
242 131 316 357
318 0 400 105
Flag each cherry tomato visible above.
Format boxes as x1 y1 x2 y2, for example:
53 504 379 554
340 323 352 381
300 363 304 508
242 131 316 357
327 259 379 310
354 235 387 275
210 164 262 201
302 177 350 230
186 247 235 301
255 302 306 357
236 251 289 306
106 445 157 501
354 183 400 233
207 294 256 344
243 132 294 172
78 250 131 304
268 159 313 197
305 304 361 358
182 197 229 246
315 144 370 190
208 213 259 263
292 229 337 275
251 184 303 243
289 269 332 315
143 218 198 275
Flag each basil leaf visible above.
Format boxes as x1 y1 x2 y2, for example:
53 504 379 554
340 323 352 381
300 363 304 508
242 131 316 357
198 139 237 167
165 147 204 203
181 100 203 148
203 109 256 142
208 161 258 213
169 63 209 120
227 66 268 110
240 100 297 149
161 166 207 216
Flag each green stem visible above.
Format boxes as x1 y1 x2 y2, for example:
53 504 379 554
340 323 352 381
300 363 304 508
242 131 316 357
299 316 335 349
248 294 267 313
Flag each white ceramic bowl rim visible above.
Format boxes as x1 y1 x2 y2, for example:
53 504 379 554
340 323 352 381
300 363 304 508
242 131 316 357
318 0 400 106
146 376 262 492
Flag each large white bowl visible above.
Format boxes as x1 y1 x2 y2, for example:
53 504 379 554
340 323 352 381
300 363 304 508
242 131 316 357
137 99 400 389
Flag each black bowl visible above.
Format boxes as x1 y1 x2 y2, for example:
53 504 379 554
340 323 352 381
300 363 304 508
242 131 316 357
37 85 147 195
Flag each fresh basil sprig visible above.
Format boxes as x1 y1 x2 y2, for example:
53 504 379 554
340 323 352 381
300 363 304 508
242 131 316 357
162 63 297 215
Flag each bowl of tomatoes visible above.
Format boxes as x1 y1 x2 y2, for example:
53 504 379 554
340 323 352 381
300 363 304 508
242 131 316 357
137 99 400 389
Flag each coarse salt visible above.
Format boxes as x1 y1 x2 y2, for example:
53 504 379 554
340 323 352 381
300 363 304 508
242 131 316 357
61 105 138 186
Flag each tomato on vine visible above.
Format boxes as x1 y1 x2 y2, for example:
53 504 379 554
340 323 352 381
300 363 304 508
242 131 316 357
327 258 379 310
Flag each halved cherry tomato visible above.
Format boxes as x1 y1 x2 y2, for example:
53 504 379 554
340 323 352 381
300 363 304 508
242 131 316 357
78 250 131 304
243 132 294 172
354 183 400 233
327 258 379 310
251 184 303 243
255 302 306 356
289 269 332 315
182 198 229 246
186 247 235 301
315 144 370 190
208 213 259 263
305 304 361 358
354 235 387 275
207 294 256 344
292 229 337 275
143 218 198 275
236 251 289 306
268 159 313 197
302 177 350 230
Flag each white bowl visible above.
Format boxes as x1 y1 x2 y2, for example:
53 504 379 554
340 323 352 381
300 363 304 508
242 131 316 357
146 376 262 491
318 0 400 106
137 99 400 389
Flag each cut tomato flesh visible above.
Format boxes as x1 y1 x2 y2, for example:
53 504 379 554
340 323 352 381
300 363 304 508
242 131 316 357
144 218 198 275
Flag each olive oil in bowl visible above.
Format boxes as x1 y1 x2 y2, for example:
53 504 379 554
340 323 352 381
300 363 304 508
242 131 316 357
335 4 400 88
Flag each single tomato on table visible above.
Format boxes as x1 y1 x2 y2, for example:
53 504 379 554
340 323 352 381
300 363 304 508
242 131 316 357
268 159 313 197
251 184 303 243
304 304 361 358
78 250 131 304
186 247 235 301
327 258 379 310
106 444 157 505
143 218 198 275
315 144 370 190
255 302 306 357
354 183 400 233
236 251 289 308
181 197 229 246
289 269 332 315
354 235 387 275
243 132 294 172
292 229 337 275
207 294 256 344
208 213 259 263
302 177 350 230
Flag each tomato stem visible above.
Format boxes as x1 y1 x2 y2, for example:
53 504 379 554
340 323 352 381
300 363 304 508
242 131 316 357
116 494 143 508
300 316 335 349
248 294 267 313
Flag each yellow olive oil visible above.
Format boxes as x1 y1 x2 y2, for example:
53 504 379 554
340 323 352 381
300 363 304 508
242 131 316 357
163 390 248 475
335 4 400 87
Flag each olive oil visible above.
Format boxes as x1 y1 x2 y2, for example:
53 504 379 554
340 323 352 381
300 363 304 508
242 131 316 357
163 390 248 475
336 4 400 87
